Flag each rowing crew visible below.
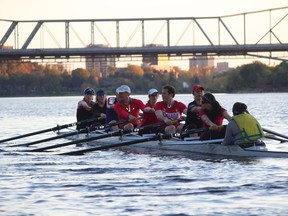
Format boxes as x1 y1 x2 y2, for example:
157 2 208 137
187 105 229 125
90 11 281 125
76 84 265 146
76 85 186 133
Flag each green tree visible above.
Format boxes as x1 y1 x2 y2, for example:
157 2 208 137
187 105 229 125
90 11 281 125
238 61 270 89
270 62 288 89
71 68 91 88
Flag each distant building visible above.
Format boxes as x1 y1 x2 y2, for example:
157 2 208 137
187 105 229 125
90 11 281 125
85 44 116 72
142 44 170 71
216 62 229 73
56 62 74 74
189 56 214 68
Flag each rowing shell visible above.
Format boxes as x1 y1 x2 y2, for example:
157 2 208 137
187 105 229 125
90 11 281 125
65 132 288 158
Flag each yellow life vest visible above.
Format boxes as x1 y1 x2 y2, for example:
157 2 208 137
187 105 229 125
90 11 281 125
232 113 264 142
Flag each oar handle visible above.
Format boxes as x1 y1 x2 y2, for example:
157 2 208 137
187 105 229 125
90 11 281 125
139 118 184 131
105 120 127 128
182 125 224 136
104 117 142 128
209 125 224 130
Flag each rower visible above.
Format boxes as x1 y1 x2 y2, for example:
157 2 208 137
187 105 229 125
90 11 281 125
155 85 187 134
91 89 107 128
199 92 231 140
105 90 120 131
139 88 160 134
76 87 96 130
222 102 265 147
182 84 204 136
114 85 145 130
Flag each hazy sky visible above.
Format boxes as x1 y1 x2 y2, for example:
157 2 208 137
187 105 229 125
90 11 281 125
2 0 288 20
1 0 288 69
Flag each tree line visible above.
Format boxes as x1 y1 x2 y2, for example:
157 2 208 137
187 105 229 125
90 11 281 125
0 60 287 97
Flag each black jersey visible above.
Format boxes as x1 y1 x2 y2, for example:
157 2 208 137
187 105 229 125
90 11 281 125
182 100 202 131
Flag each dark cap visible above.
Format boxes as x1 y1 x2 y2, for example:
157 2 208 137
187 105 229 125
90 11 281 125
96 89 105 96
202 92 216 104
232 102 247 115
192 84 204 92
84 87 95 95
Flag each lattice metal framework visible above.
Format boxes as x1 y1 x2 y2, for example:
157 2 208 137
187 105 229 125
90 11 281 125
0 7 288 62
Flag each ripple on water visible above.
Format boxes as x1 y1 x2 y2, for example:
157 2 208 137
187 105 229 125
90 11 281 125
1 95 288 215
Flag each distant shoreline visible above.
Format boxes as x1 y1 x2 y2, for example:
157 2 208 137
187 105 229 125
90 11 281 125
1 91 288 98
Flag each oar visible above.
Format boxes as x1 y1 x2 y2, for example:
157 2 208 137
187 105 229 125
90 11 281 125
8 127 96 147
0 117 100 143
182 125 224 136
263 127 288 140
26 119 177 152
60 123 214 156
60 134 172 156
265 135 288 143
162 139 224 145
9 118 133 147
104 118 131 128
27 129 132 152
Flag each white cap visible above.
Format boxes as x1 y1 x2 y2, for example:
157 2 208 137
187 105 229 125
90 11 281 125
148 88 158 95
116 85 131 94
115 87 121 94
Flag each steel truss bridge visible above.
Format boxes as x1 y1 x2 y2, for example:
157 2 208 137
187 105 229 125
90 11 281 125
0 6 288 63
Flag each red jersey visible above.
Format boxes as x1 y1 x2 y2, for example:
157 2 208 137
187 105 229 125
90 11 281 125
141 102 160 126
199 107 227 128
155 100 187 126
114 98 145 127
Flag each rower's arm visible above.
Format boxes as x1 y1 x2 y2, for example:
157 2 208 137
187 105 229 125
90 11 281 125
222 120 238 145
223 110 232 121
201 114 216 127
155 110 171 124
183 108 188 115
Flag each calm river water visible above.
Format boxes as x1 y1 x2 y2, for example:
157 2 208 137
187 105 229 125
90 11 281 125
1 93 288 216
